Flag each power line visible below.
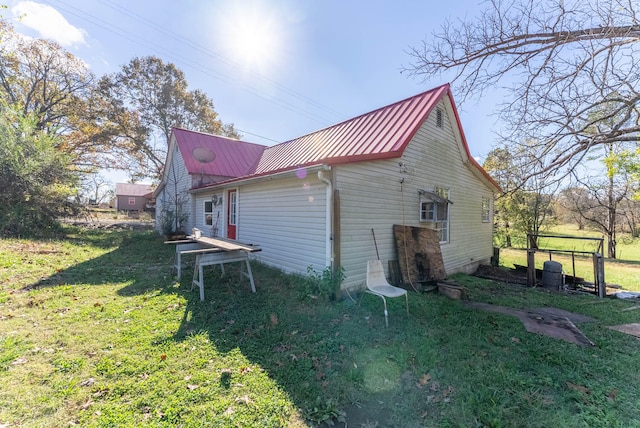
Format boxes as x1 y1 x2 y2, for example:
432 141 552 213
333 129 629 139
41 0 346 129
234 128 281 144
100 0 346 120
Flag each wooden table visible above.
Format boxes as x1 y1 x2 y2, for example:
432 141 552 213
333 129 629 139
166 236 261 301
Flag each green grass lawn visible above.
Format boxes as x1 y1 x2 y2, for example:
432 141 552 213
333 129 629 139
498 224 640 292
2 227 640 427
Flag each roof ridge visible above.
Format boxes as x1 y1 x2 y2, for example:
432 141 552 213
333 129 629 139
172 127 268 148
267 83 450 148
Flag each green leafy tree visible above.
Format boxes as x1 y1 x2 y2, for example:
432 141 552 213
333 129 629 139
0 105 77 237
564 144 637 258
484 146 556 247
99 56 239 180
0 20 143 173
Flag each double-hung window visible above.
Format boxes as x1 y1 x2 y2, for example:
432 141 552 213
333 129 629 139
204 201 213 225
481 196 491 222
420 187 450 243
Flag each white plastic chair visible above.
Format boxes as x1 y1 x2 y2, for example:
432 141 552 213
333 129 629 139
366 260 409 327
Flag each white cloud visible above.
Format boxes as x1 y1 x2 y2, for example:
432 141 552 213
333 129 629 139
12 1 87 48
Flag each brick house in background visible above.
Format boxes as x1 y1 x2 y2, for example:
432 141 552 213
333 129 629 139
115 183 155 212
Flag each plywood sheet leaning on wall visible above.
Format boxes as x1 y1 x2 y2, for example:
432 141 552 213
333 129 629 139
393 225 446 288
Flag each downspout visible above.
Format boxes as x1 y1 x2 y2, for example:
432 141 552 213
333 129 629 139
317 169 333 268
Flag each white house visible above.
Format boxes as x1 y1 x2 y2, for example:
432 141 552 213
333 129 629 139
155 84 500 291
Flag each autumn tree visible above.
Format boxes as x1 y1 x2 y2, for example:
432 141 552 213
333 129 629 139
404 0 640 182
99 56 239 180
484 146 556 247
562 144 639 258
0 105 76 237
0 21 143 172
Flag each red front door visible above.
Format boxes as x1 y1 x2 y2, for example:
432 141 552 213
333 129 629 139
227 189 237 239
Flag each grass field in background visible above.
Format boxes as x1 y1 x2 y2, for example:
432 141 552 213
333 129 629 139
498 224 640 292
2 227 640 427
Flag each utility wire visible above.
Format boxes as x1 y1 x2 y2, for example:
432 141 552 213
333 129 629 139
41 0 346 129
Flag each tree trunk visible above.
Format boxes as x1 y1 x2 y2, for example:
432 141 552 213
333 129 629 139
607 174 616 259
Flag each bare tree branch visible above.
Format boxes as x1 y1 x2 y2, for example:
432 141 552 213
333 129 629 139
404 0 640 181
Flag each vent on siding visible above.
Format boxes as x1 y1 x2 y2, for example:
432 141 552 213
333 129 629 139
436 108 443 128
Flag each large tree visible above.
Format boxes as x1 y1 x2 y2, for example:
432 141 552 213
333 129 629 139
0 21 143 172
0 105 76 237
484 146 556 247
99 56 239 180
563 143 639 258
404 0 640 182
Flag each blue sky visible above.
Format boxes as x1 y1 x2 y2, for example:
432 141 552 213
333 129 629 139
5 0 502 182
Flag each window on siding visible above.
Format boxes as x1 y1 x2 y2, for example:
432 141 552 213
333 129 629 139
436 108 443 128
229 191 237 226
128 197 135 205
419 187 450 243
482 196 491 223
204 201 213 225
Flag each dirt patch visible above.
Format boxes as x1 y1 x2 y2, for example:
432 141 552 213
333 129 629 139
464 301 595 346
474 264 528 285
608 323 640 338
62 218 154 231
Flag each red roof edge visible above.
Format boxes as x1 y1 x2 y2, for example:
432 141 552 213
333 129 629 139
446 87 502 192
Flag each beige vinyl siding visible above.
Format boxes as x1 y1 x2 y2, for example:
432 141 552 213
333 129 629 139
193 193 225 237
237 175 328 275
335 159 407 290
156 144 192 233
336 98 494 291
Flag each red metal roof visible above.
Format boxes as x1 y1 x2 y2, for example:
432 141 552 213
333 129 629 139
251 84 449 174
172 84 500 191
173 128 266 178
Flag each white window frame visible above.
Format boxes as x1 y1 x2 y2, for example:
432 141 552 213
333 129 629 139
204 200 213 226
482 196 491 223
229 190 237 226
128 197 136 206
419 187 450 243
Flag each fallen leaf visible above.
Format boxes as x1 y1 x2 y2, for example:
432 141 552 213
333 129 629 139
510 337 521 343
240 366 252 375
417 373 432 388
430 381 440 392
608 389 618 401
80 378 95 387
235 395 253 405
443 386 455 397
223 407 235 416
140 373 149 380
12 357 27 365
93 302 101 307
80 399 94 410
566 381 590 394
184 375 191 381
270 313 279 325
186 384 199 391
160 354 167 361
